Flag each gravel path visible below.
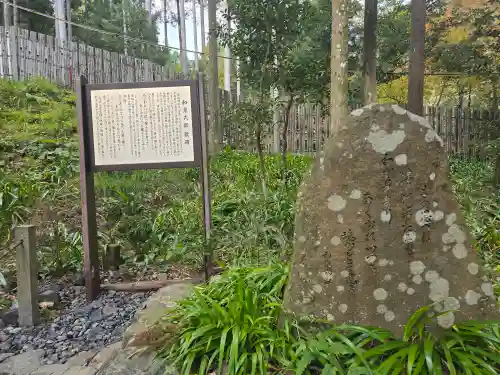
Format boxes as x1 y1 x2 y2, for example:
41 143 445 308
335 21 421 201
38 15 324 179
0 286 151 365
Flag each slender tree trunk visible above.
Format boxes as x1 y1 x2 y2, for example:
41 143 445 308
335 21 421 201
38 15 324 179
145 0 152 25
363 0 377 105
282 95 294 183
330 0 349 135
408 0 426 116
66 0 72 42
163 0 168 47
12 0 17 27
208 0 220 153
492 77 499 189
200 0 206 50
224 1 231 93
193 0 199 71
177 0 188 75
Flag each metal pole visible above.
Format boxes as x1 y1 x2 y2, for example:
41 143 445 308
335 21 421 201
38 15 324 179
198 73 212 280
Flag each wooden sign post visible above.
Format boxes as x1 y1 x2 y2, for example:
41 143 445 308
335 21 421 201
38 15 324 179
76 75 212 301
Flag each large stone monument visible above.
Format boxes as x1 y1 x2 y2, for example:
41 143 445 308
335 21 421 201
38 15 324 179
283 104 497 335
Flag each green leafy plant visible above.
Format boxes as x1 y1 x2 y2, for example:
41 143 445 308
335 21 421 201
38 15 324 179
351 305 500 374
156 263 294 375
155 264 500 375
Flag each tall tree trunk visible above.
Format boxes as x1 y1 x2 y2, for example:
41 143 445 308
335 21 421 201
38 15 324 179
224 1 231 93
163 0 168 47
193 0 199 70
363 0 377 105
145 0 152 25
12 0 17 27
408 0 426 116
208 0 220 153
492 77 499 189
176 0 188 75
330 0 349 135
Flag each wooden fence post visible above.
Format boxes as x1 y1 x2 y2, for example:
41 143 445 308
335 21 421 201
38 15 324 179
14 225 40 326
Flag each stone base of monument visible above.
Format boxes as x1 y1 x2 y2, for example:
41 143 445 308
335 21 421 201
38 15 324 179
283 104 498 336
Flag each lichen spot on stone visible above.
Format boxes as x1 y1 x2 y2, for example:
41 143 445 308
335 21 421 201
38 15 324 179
442 245 450 252
452 243 468 259
371 124 380 132
407 288 415 295
429 172 436 181
467 263 479 275
377 304 387 314
365 255 377 264
443 297 460 311
433 211 444 222
373 288 388 301
449 224 466 244
425 128 444 146
349 189 362 200
337 214 344 224
481 283 494 297
437 312 455 329
327 194 347 212
314 240 321 247
338 304 348 313
298 236 306 243
384 311 396 322
415 209 433 227
395 154 407 166
340 270 349 278
397 283 408 292
312 285 323 294
327 314 335 321
429 277 450 302
384 274 392 282
392 105 407 116
403 231 417 244
331 236 341 246
410 261 426 275
367 129 406 154
425 270 440 283
336 285 345 293
380 210 392 223
320 271 334 282
446 213 457 226
378 258 389 267
432 201 438 208
465 290 481 306
412 275 423 284
351 108 364 117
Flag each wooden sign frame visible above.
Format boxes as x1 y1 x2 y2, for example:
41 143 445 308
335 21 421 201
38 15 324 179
76 75 212 301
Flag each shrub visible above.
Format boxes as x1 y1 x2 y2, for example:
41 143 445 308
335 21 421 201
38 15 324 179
155 265 500 375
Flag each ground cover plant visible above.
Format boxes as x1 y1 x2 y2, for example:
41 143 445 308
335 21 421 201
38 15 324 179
155 263 500 374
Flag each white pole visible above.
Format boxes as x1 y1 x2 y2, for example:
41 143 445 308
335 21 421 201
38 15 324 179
193 0 199 70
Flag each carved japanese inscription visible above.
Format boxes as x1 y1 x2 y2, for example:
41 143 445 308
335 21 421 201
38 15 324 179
283 104 498 336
